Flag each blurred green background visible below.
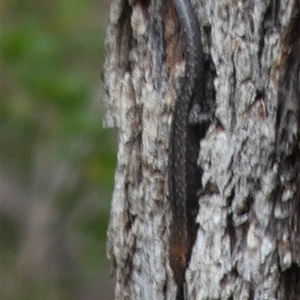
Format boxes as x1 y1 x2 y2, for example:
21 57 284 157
2 1 116 299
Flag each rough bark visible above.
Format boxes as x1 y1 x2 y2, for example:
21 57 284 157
103 0 300 299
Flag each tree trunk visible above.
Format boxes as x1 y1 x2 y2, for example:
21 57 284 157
103 0 300 299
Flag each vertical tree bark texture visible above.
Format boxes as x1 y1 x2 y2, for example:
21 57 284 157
103 0 300 299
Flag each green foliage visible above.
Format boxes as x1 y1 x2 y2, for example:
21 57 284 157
4 0 114 193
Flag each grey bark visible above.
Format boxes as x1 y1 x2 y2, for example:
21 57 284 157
103 0 300 299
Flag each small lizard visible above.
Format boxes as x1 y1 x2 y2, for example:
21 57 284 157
168 0 211 298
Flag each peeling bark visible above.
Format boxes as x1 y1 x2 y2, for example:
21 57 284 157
103 0 300 299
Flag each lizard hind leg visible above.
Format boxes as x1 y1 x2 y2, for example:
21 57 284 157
188 101 212 126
